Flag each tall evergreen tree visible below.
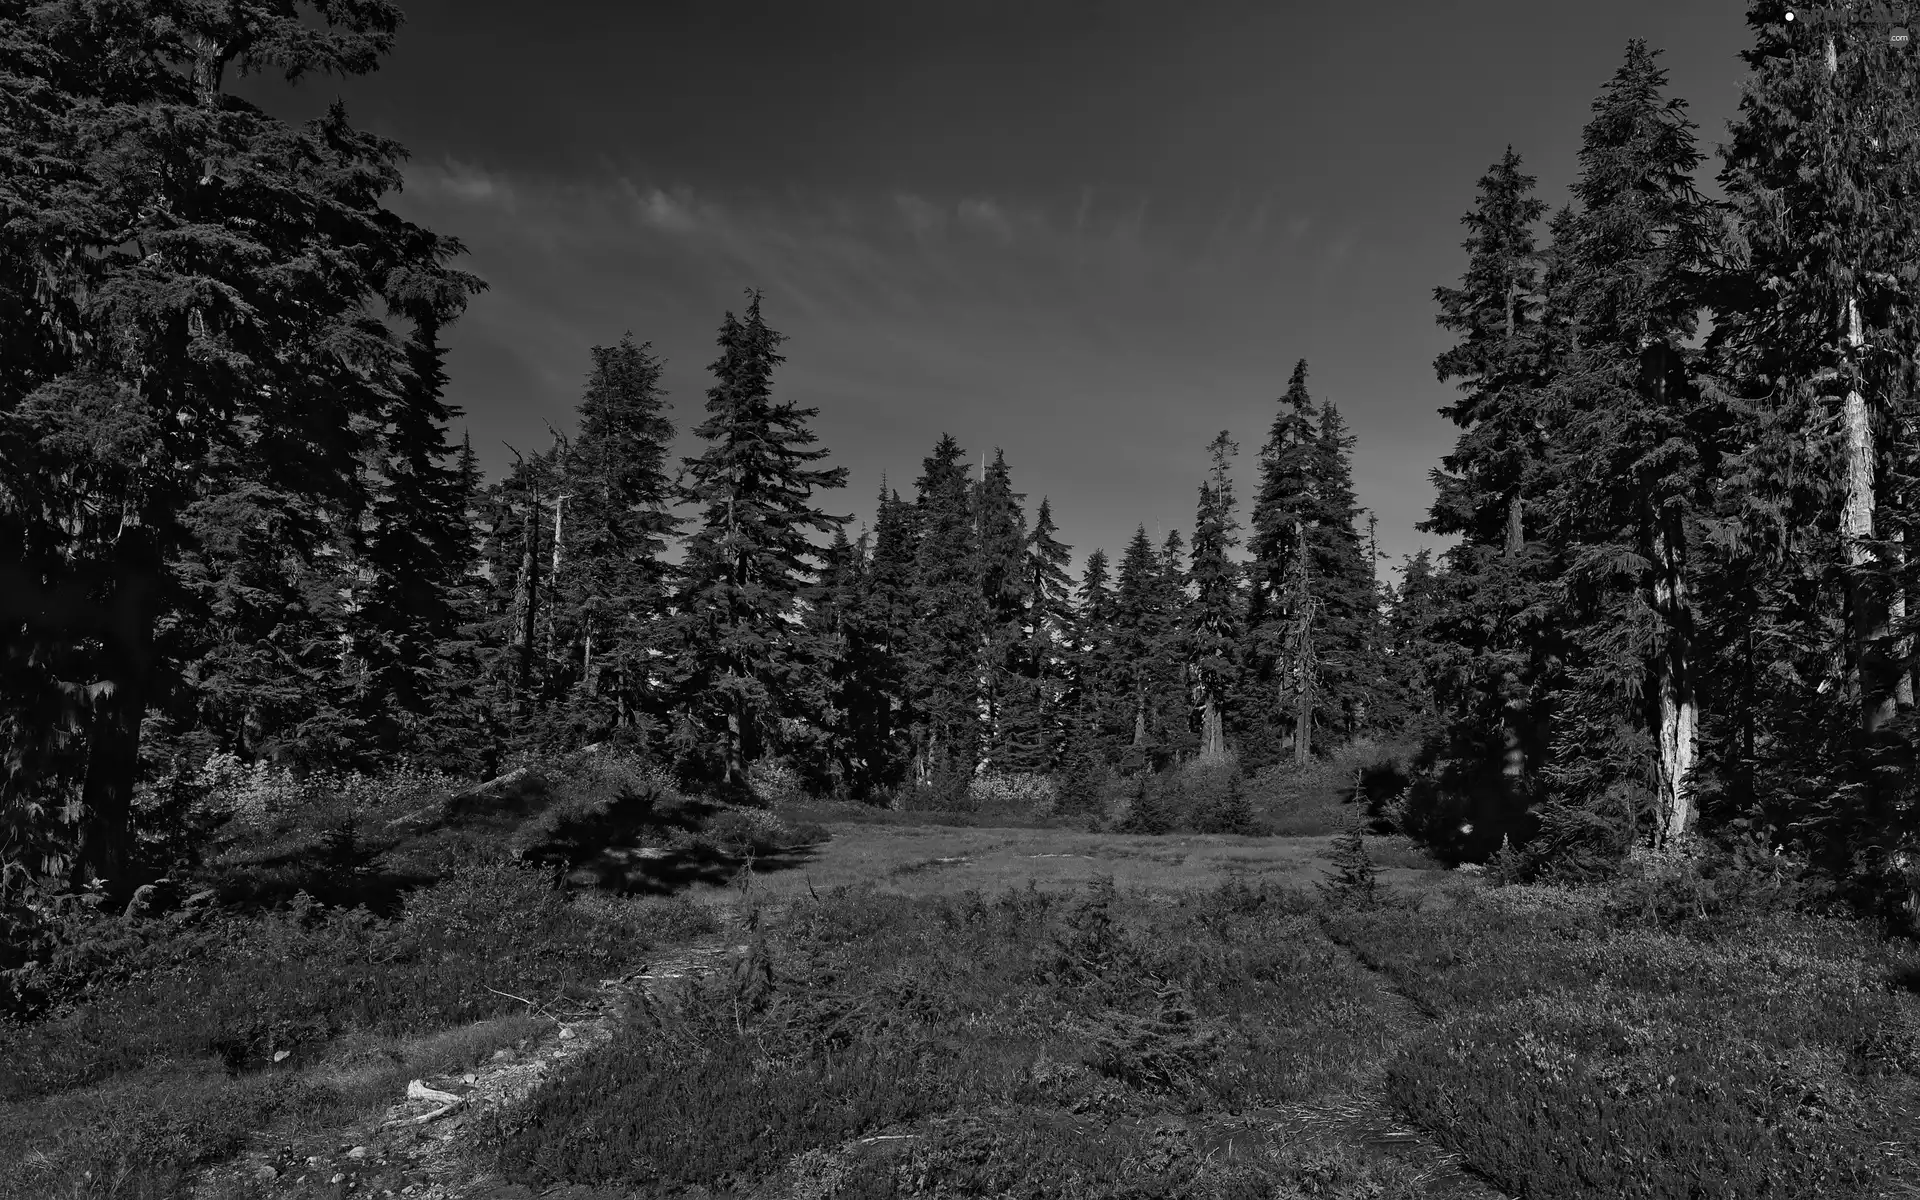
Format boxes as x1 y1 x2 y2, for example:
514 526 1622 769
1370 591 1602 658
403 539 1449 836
1113 526 1183 768
1311 402 1380 740
0 0 478 890
558 334 678 744
1415 150 1562 854
909 435 984 783
1187 433 1244 759
670 292 848 796
1532 41 1719 856
1706 3 1920 899
1070 548 1119 754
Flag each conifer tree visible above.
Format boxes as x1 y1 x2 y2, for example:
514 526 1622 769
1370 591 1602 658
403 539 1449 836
1707 3 1920 893
844 485 918 797
670 292 848 796
1070 548 1119 754
1113 526 1183 768
1415 150 1561 853
1187 433 1244 759
1311 402 1380 739
357 254 489 766
557 334 678 743
976 449 1031 768
1533 41 1718 853
0 0 478 889
909 435 985 784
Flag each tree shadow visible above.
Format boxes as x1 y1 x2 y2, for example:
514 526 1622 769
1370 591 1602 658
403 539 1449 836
561 841 823 896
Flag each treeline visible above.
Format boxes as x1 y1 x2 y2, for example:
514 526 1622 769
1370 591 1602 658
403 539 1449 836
463 333 1422 804
1406 22 1920 925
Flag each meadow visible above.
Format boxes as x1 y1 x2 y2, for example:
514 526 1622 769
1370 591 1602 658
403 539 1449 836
0 748 1914 1200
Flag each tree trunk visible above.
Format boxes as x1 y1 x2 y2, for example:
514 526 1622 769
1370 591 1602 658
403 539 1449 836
1652 520 1698 846
1841 296 1895 733
1199 692 1225 759
510 496 541 712
73 531 161 897
1505 494 1524 556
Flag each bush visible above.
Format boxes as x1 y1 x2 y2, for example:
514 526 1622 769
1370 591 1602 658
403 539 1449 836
1329 884 1920 1199
483 878 1400 1194
968 771 1059 817
0 862 716 1101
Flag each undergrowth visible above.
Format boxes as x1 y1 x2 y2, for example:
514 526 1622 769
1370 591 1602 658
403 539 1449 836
483 877 1403 1195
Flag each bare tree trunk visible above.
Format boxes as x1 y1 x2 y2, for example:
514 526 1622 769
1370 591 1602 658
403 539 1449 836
1505 494 1524 557
1200 693 1224 759
1841 296 1895 733
1653 520 1699 846
509 495 541 712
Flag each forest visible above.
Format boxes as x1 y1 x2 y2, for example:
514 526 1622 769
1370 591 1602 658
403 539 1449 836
4 3 1920 1199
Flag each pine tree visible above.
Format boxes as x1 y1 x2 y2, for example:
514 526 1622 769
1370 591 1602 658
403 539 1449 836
1706 3 1920 895
0 1 476 890
1113 526 1182 769
976 449 1031 769
1415 149 1561 855
670 292 848 796
1533 41 1719 854
844 485 917 798
1070 548 1120 756
1311 402 1380 740
909 435 985 785
558 334 678 744
1187 433 1244 759
357 252 489 766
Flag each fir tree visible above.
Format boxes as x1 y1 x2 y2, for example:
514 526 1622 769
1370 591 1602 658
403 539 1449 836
909 435 985 783
1187 433 1244 759
670 292 848 796
558 334 678 744
1113 526 1183 768
1535 41 1719 854
0 1 475 890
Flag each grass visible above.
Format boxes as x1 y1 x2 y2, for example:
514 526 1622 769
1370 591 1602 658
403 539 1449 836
0 749 754 1200
481 877 1444 1198
1327 880 1920 1199
9 742 1917 1199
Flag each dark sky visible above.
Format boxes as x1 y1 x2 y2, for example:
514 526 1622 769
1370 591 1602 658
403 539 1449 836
248 0 1753 577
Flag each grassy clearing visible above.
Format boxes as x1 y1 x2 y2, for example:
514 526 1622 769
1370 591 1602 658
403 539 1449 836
1329 879 1920 1199
481 878 1449 1198
473 858 1920 1199
0 750 784 1200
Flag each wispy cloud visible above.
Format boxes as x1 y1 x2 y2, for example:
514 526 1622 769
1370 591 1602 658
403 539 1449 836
388 165 1386 569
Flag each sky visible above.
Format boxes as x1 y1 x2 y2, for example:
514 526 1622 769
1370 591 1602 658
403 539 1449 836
243 0 1755 581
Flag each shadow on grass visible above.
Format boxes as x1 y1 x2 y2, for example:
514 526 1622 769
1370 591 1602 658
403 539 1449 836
561 842 823 895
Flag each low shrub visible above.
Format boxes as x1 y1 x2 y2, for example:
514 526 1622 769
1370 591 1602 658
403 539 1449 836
483 878 1397 1194
0 862 716 1101
1330 883 1920 1198
1116 759 1268 836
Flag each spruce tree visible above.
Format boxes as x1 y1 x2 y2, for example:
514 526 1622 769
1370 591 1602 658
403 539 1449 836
1534 41 1719 854
670 292 848 796
1070 548 1121 755
909 435 985 785
845 485 917 797
1187 433 1244 759
1416 150 1561 855
0 0 477 890
1707 2 1920 894
1113 526 1182 769
358 258 489 767
558 334 678 744
1311 402 1380 740
976 449 1032 769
